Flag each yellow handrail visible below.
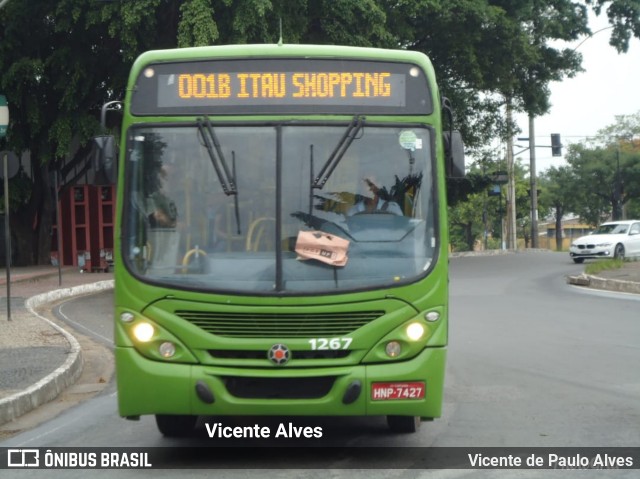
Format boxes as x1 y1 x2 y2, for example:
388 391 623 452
181 246 207 273
245 217 275 251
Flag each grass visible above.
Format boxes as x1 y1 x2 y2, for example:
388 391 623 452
584 258 625 275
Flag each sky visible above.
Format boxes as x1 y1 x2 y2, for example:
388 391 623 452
514 12 640 172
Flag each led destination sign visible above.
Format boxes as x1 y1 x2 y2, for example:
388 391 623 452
131 58 432 115
170 71 396 103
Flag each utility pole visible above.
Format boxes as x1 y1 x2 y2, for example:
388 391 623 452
528 115 539 248
614 141 622 220
505 102 517 250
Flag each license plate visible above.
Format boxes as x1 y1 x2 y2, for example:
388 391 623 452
371 382 425 400
583 250 591 254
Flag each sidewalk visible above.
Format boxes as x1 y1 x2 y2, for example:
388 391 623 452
0 257 638 428
0 265 113 426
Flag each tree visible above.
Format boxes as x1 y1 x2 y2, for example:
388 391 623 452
385 1 590 146
440 0 640 242
565 144 618 224
566 112 640 223
448 153 531 251
0 1 117 264
539 166 579 250
627 197 640 219
449 192 486 251
587 0 640 53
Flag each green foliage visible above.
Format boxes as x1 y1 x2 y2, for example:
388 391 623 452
565 112 640 224
627 197 640 219
539 166 578 221
177 0 219 47
448 147 540 251
305 0 394 47
0 167 32 214
587 0 640 52
388 0 591 152
448 192 487 251
584 258 625 275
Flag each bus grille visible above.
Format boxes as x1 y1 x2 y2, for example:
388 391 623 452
223 376 337 399
175 310 384 338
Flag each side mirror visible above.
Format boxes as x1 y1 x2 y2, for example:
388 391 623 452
92 135 117 185
444 130 465 177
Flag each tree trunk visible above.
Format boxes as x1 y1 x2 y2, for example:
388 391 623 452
465 223 474 251
10 212 34 266
522 227 530 249
555 207 564 251
34 160 54 265
11 149 55 266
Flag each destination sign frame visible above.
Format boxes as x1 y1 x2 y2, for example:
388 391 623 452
130 58 433 116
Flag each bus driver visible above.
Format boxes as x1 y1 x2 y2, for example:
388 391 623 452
347 176 403 216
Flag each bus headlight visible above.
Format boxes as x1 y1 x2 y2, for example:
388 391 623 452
132 322 155 342
363 311 445 364
406 322 425 341
117 310 198 363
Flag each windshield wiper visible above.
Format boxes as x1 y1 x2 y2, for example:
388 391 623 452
311 115 365 190
197 116 241 234
197 116 237 195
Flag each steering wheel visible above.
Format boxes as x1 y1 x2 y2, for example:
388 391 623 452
352 210 398 216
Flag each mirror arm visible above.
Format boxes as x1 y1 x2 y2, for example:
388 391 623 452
101 101 122 131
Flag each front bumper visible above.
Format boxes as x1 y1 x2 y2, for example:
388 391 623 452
115 346 446 419
569 246 613 260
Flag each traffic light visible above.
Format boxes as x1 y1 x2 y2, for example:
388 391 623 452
551 133 562 157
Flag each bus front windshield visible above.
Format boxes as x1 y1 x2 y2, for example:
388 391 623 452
124 123 437 294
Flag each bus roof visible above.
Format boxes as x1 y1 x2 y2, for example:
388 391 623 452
126 44 440 117
131 44 436 80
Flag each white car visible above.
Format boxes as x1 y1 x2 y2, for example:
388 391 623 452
569 220 640 264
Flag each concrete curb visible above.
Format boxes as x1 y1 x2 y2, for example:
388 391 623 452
566 274 640 295
0 280 114 426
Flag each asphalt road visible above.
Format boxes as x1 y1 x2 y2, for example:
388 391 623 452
1 251 638 478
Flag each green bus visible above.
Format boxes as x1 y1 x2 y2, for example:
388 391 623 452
95 44 464 436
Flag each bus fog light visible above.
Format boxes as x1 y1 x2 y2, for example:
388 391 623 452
120 312 135 323
406 322 425 341
132 322 154 342
385 341 401 358
159 342 176 358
